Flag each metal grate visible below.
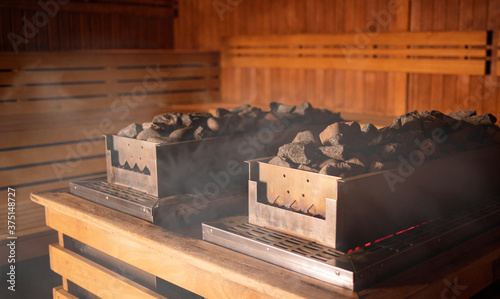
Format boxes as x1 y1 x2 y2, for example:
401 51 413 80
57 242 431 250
227 223 345 263
77 180 158 204
226 222 345 263
203 196 500 291
353 197 500 255
70 178 159 222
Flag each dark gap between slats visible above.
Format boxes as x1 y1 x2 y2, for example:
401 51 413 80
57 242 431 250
24 67 106 72
27 94 108 101
116 64 206 69
118 88 207 96
25 81 106 87
117 76 205 83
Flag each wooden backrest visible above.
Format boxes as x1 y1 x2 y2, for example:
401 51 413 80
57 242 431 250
0 50 220 115
222 31 490 75
0 50 220 238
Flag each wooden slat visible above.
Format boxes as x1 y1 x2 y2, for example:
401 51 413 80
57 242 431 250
50 244 167 299
53 286 78 299
0 142 105 169
0 0 175 17
0 173 104 209
0 227 57 266
33 192 353 299
0 105 167 131
0 174 105 236
0 66 219 85
223 31 487 47
0 52 219 69
0 200 46 234
0 79 219 100
227 47 486 57
0 156 106 188
0 106 181 149
223 56 487 75
0 91 220 116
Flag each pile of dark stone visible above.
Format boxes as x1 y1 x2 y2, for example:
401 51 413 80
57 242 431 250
116 102 342 144
270 110 500 178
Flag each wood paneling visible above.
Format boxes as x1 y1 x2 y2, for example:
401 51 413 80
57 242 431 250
175 0 410 116
408 0 500 118
0 0 175 52
175 0 500 118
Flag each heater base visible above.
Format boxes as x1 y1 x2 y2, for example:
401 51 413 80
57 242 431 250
69 178 248 229
203 196 500 291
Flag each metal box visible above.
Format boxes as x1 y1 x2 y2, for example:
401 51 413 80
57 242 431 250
247 144 500 250
105 124 326 198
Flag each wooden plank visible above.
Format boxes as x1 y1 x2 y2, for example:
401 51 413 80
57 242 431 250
223 31 487 47
50 244 167 299
0 105 167 131
24 10 37 52
0 91 220 116
0 142 105 169
0 227 57 266
0 199 46 234
33 192 355 299
0 52 219 69
223 56 487 75
333 70 345 111
387 72 407 116
364 71 377 115
0 177 84 210
0 173 104 233
0 0 176 17
0 8 12 51
0 156 106 188
0 109 170 149
53 286 78 299
0 79 219 100
0 66 219 85
226 47 486 58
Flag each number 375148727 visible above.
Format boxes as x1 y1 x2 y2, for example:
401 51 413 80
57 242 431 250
7 188 15 235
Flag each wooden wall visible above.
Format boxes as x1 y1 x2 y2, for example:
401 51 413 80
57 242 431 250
175 0 500 118
408 0 498 118
0 0 176 51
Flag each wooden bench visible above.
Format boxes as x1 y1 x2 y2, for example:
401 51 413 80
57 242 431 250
33 191 500 298
0 50 220 264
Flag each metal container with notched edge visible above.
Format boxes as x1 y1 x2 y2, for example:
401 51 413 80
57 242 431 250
247 144 500 250
105 123 329 198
